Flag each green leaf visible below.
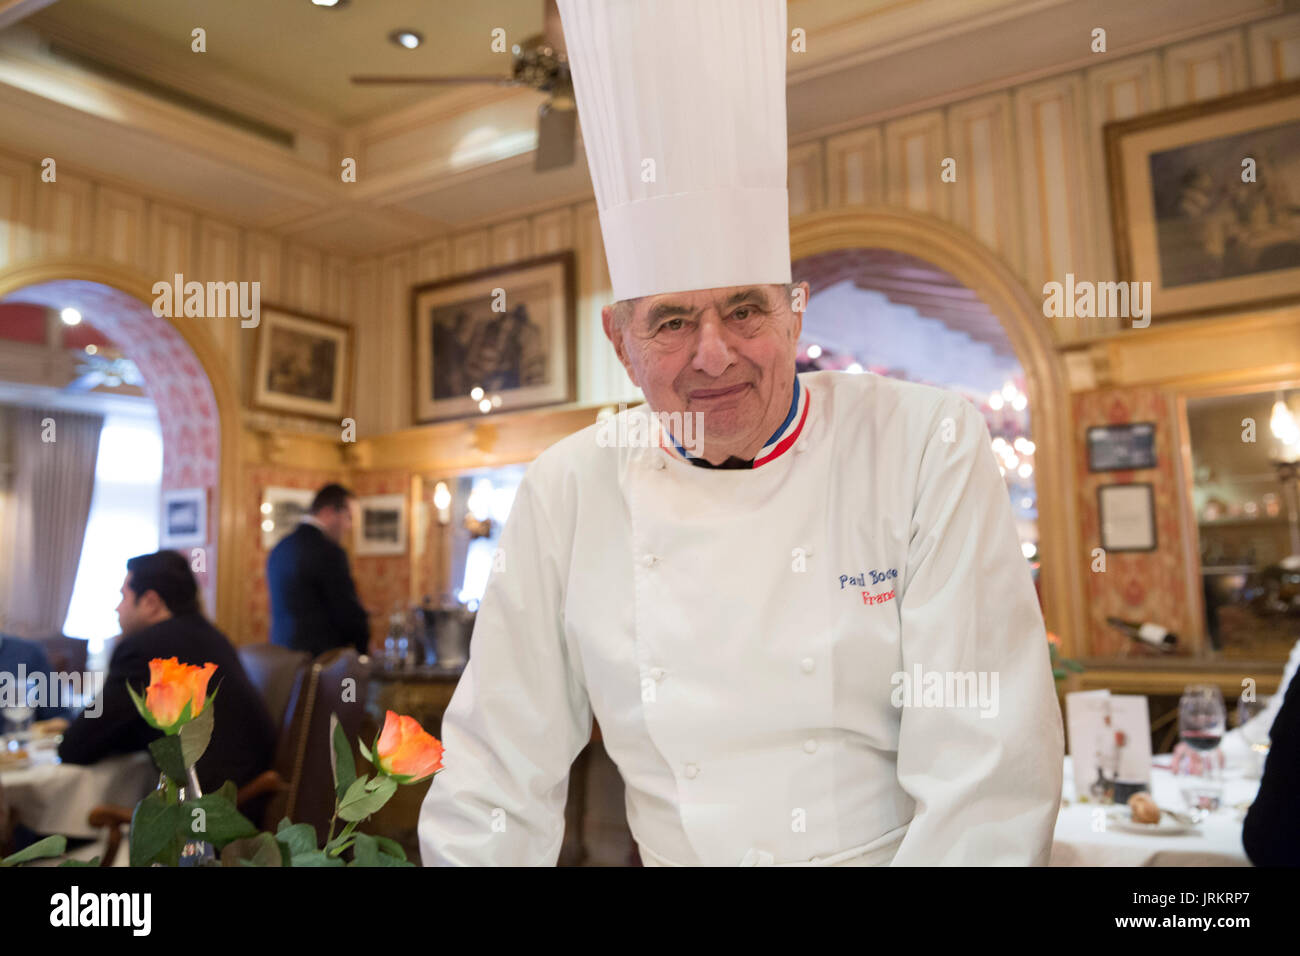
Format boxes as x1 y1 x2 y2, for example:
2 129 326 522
220 832 283 867
357 735 374 768
130 790 184 867
348 831 413 867
275 822 319 858
289 849 346 867
337 774 397 822
370 834 407 861
59 857 101 868
1065 659 1086 673
185 792 258 849
126 682 163 731
179 691 216 767
148 733 187 784
330 713 356 803
1052 668 1066 679
0 834 67 866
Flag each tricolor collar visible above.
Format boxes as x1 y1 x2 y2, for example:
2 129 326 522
660 377 810 469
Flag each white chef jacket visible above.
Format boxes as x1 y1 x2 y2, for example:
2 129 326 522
418 370 1065 866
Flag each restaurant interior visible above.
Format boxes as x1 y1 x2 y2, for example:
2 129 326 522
1 0 1299 870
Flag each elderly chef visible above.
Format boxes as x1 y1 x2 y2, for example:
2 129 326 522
419 0 1064 866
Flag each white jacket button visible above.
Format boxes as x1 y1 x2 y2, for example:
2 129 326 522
800 657 815 674
642 553 658 567
652 456 666 470
684 763 699 779
803 738 817 754
649 667 666 681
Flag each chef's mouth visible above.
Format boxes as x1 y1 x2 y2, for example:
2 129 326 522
687 383 751 400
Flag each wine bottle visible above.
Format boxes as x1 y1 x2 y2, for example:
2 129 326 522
1106 616 1177 652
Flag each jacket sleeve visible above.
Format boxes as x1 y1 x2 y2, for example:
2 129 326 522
418 471 593 865
1242 657 1300 865
57 642 157 765
890 397 1064 866
316 542 372 654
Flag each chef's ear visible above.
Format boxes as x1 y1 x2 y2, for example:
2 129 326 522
601 304 639 385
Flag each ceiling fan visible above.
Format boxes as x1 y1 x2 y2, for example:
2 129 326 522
351 0 576 172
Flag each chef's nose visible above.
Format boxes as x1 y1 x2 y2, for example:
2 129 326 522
692 315 735 377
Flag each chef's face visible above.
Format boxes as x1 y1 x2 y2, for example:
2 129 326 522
602 282 806 461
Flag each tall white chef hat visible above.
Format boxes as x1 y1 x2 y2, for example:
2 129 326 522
556 0 791 302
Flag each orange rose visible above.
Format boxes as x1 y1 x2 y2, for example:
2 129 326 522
144 657 217 730
375 710 444 782
1046 632 1061 646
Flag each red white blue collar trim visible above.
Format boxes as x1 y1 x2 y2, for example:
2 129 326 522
659 377 810 469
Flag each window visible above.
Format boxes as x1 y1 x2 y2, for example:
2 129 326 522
62 411 164 655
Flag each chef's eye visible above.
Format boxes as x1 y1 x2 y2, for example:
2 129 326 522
658 317 686 333
731 307 757 321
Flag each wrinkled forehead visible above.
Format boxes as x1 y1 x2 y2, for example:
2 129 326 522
636 284 781 323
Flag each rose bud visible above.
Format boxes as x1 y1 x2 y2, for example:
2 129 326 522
374 710 444 783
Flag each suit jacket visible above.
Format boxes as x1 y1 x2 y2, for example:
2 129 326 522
266 522 370 656
57 613 275 796
1243 664 1300 866
0 635 69 721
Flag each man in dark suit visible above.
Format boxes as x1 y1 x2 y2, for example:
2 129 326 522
58 551 275 797
266 483 370 656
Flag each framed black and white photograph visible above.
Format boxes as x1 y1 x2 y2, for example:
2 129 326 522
261 486 315 551
252 305 353 421
1087 423 1157 472
1098 483 1158 553
411 251 576 423
161 488 206 548
1106 79 1300 322
355 493 408 556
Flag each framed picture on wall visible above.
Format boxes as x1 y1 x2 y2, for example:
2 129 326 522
1105 79 1300 323
355 493 408 556
161 488 206 548
411 251 577 423
261 486 315 551
251 306 353 421
1098 483 1157 553
1087 422 1157 472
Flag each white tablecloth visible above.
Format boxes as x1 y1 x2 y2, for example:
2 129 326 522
1051 756 1259 866
1 740 157 839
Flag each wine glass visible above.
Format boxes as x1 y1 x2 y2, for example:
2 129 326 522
1177 684 1226 819
3 677 38 751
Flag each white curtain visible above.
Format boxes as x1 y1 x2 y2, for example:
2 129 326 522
2 407 102 637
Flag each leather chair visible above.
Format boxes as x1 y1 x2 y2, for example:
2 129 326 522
33 634 88 675
284 648 371 847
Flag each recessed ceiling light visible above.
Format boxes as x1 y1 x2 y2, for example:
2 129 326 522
390 29 423 50
61 307 81 326
310 0 349 8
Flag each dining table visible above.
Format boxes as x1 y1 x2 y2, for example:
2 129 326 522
1051 755 1260 866
1 735 157 840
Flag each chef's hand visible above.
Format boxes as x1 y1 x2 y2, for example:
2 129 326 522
1170 741 1225 774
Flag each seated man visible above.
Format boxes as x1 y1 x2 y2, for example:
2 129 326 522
0 633 69 723
58 551 276 799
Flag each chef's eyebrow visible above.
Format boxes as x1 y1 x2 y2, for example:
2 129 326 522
644 287 769 325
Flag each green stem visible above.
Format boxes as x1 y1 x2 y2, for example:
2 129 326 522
327 820 358 857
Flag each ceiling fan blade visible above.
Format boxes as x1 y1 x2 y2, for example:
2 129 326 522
534 102 576 172
542 0 567 55
351 75 522 86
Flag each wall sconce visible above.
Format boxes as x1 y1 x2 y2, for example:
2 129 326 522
433 481 451 526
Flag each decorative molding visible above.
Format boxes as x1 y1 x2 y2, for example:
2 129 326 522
946 94 1021 275
884 110 948 219
1247 12 1300 85
1162 29 1250 107
92 186 147 271
787 142 826 217
825 127 884 208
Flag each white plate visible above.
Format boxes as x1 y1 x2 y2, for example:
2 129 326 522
1107 810 1193 835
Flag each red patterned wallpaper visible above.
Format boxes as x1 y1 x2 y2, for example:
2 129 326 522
349 469 413 649
1072 387 1195 658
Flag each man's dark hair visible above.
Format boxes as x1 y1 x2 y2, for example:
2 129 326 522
125 551 200 616
310 483 354 514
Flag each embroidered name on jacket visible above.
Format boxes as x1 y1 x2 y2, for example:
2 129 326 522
840 568 898 606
